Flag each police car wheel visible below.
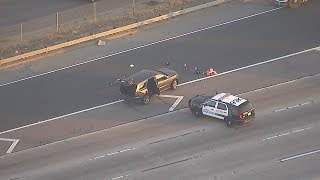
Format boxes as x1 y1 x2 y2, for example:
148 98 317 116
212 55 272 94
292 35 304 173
171 79 178 90
142 95 150 105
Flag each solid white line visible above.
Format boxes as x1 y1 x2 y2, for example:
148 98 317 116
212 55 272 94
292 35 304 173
178 46 320 87
279 149 320 162
0 99 123 135
0 8 283 88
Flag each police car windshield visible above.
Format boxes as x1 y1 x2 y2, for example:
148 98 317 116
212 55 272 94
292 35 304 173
238 101 253 114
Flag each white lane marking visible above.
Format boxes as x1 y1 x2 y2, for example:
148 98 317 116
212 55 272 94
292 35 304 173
111 174 131 180
0 138 20 154
178 46 320 87
262 127 311 141
93 155 105 160
278 149 320 162
91 148 135 160
316 47 320 51
0 8 283 88
274 98 320 113
158 95 184 111
0 99 123 135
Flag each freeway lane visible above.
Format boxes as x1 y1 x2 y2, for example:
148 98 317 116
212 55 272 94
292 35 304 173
0 2 319 131
0 49 320 155
0 68 319 179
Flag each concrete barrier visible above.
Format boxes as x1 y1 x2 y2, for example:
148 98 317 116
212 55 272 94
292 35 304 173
0 0 230 67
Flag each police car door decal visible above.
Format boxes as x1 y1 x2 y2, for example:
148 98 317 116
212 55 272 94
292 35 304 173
202 100 216 117
215 103 228 120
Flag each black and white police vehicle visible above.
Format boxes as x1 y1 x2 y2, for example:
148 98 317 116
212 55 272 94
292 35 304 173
188 92 255 127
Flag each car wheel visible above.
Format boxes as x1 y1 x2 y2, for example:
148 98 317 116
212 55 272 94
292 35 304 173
142 95 150 105
170 79 178 90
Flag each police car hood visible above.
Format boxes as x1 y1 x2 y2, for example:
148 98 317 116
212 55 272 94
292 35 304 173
190 95 211 106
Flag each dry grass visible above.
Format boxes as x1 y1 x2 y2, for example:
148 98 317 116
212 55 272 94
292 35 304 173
0 0 212 60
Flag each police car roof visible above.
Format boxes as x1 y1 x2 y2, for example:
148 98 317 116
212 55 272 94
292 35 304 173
211 93 247 106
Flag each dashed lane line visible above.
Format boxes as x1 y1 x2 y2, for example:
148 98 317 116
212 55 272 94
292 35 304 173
90 129 204 161
262 127 311 141
274 98 320 113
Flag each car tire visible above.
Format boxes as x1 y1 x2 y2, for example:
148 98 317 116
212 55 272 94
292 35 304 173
142 95 150 105
170 79 178 90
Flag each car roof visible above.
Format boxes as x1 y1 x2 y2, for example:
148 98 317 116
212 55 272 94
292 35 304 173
211 93 247 106
125 70 161 84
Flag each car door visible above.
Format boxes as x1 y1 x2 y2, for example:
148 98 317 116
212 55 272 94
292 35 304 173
215 102 228 120
155 74 169 91
202 100 217 117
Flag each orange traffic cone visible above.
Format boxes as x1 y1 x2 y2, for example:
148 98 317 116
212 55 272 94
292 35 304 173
206 68 217 76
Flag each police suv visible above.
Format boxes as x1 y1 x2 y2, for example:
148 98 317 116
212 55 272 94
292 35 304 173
188 92 255 127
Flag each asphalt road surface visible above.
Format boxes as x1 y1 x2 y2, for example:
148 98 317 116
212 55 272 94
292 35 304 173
0 62 319 179
0 1 319 179
0 1 319 133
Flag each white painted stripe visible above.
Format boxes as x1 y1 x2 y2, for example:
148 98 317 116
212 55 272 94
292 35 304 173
0 8 283 88
178 46 320 87
111 174 131 180
119 148 134 153
158 95 184 111
107 152 118 156
111 175 124 180
0 138 20 153
279 149 320 162
274 98 320 113
239 73 320 95
93 155 105 160
262 127 311 141
0 99 123 135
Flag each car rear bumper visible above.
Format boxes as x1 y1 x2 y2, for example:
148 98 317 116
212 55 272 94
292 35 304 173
120 93 143 103
233 113 255 125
